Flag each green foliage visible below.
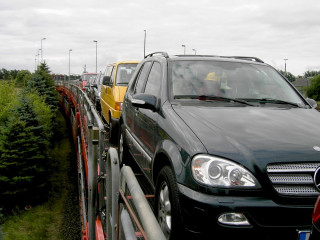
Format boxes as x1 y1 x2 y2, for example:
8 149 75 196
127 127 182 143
279 70 296 82
0 94 50 207
0 69 18 81
306 74 320 100
26 63 58 112
304 70 320 78
0 82 17 123
15 70 32 88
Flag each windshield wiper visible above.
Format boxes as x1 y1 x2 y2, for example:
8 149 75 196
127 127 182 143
239 98 304 108
194 95 255 106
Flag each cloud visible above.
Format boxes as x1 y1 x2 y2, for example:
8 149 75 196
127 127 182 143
0 0 319 76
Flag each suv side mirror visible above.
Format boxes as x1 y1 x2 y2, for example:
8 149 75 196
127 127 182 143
103 76 111 86
131 94 157 111
306 98 318 109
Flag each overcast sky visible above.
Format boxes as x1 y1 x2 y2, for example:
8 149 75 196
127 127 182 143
1 0 319 76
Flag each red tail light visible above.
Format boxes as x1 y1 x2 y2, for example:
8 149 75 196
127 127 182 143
312 195 320 224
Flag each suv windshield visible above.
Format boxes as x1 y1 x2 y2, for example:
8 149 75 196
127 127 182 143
169 60 304 106
116 63 138 85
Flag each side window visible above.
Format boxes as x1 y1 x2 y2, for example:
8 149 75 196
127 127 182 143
144 62 161 97
110 66 116 84
105 66 113 77
134 61 152 94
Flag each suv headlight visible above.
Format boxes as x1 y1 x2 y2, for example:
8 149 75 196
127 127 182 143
191 155 261 188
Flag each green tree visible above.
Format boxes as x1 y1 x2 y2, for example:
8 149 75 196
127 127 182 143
306 74 320 100
279 70 296 82
0 81 17 123
0 93 51 208
304 70 320 78
15 70 32 88
0 68 10 80
27 63 58 112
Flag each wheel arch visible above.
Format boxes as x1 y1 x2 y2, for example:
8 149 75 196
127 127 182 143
152 140 184 185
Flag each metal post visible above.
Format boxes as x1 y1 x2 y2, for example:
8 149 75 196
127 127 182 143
106 148 120 240
69 49 72 81
284 58 288 74
38 49 41 67
144 30 146 58
87 125 99 240
35 55 37 71
192 48 197 55
41 37 46 63
121 166 166 240
93 40 98 73
182 44 186 55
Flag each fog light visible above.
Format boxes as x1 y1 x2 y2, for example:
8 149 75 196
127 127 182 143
218 213 250 226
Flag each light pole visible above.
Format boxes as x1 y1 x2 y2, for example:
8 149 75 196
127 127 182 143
192 48 197 55
182 44 186 55
284 58 288 74
93 40 97 73
35 54 38 71
38 49 41 67
69 49 72 80
144 30 146 58
41 37 46 63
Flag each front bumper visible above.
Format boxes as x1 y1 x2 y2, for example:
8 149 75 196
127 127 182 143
178 183 314 239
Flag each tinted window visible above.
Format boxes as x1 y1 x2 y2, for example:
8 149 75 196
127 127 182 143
144 62 161 97
116 63 138 85
134 61 152 94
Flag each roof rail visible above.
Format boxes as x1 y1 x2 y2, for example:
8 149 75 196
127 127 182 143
226 56 264 63
144 52 169 59
175 54 221 58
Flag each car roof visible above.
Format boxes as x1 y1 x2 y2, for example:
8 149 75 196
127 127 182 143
144 52 265 64
108 60 139 67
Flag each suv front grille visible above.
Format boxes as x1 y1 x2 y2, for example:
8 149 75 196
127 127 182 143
267 163 320 196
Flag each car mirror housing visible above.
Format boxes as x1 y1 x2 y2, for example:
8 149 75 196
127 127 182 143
306 98 318 109
131 94 157 111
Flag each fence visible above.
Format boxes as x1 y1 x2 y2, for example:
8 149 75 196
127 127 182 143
56 81 165 240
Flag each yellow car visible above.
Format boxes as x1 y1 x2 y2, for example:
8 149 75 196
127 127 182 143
100 61 138 143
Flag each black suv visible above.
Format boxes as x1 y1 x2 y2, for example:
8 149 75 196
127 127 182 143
119 52 320 240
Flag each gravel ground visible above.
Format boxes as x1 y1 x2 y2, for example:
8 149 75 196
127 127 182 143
54 110 81 240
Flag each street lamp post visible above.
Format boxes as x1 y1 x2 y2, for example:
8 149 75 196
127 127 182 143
284 58 288 74
144 30 146 58
93 40 97 73
35 54 38 71
192 49 197 55
38 49 41 67
182 44 186 55
69 49 72 80
41 37 46 63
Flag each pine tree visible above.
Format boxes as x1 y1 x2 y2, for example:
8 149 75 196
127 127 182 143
0 95 50 208
27 62 58 112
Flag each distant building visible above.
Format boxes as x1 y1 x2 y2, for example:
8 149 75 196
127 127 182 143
292 77 311 96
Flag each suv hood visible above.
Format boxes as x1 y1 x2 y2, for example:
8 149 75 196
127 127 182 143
173 105 320 169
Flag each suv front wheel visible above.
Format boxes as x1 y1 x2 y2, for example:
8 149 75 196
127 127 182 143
155 166 183 240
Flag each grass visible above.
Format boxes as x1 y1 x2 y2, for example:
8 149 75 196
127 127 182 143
0 110 80 240
1 203 62 240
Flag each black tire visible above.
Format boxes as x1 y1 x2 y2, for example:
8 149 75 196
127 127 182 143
109 114 117 144
155 166 183 240
118 124 129 166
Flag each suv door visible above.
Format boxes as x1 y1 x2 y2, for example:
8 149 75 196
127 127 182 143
124 61 152 166
134 61 162 179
